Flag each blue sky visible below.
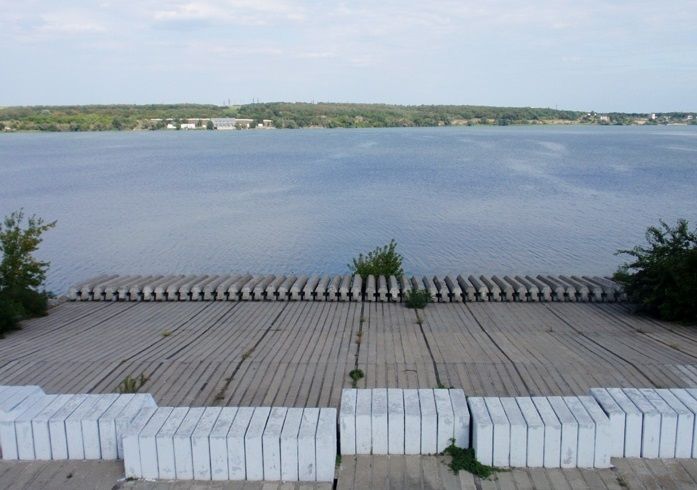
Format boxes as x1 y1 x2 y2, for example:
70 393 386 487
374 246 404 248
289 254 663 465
1 0 696 111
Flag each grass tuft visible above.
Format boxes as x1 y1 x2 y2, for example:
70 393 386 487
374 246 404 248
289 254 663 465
349 368 364 388
443 440 500 479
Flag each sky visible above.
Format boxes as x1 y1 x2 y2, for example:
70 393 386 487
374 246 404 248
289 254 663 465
1 0 696 112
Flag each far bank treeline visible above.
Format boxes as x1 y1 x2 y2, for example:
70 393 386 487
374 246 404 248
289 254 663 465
2 102 692 132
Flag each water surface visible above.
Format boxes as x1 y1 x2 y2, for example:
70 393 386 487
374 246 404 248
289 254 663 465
1 126 696 294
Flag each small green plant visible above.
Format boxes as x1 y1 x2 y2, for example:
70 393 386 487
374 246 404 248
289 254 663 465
348 240 403 277
335 454 342 467
443 439 500 478
405 289 430 309
161 330 172 337
349 368 364 388
118 373 148 394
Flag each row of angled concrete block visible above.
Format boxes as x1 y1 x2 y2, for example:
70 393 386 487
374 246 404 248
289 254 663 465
68 273 625 303
123 406 336 482
0 385 335 482
0 386 156 461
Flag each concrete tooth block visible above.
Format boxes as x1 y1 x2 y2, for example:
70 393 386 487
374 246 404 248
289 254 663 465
262 407 287 481
208 407 237 481
245 407 271 480
547 396 578 468
138 407 174 479
14 395 59 461
468 397 493 466
387 388 404 454
371 388 388 454
403 389 421 455
316 408 337 482
355 389 372 454
531 397 561 468
515 397 544 467
500 397 526 467
340 389 357 455
604 388 642 458
563 397 595 468
281 408 303 481
669 388 697 457
156 407 189 479
65 395 102 460
483 397 510 467
81 393 119 460
122 407 157 478
434 390 455 453
588 388 626 457
192 407 222 480
640 388 678 458
418 389 438 455
298 408 320 481
227 407 254 480
114 394 157 459
95 393 135 460
173 407 206 480
578 396 612 468
47 394 88 460
621 388 660 458
31 394 73 460
449 390 470 449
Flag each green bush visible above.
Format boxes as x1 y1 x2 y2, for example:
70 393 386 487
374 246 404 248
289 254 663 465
614 219 697 323
348 239 403 277
405 288 430 309
0 210 55 336
443 439 500 478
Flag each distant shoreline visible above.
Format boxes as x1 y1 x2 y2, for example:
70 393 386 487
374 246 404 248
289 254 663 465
1 102 694 133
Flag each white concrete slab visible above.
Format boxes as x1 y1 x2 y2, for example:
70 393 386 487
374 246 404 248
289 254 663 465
449 390 470 449
31 394 73 460
387 388 404 454
355 389 372 454
139 407 174 479
669 388 697 457
281 408 303 482
484 397 510 467
0 386 44 415
192 406 221 480
114 394 157 459
262 407 287 481
578 396 612 468
298 407 319 481
63 395 102 460
208 407 237 481
403 389 421 455
500 397 526 468
622 388 660 458
0 390 46 460
340 389 357 455
122 407 157 479
48 394 88 460
531 397 561 468
468 397 493 466
516 397 544 468
316 408 337 482
245 406 270 481
14 395 59 461
371 389 388 454
227 406 254 480
96 393 134 460
547 396 578 468
588 387 626 457
81 393 119 460
434 390 455 453
605 388 643 458
173 407 205 480
640 388 678 458
563 397 595 468
418 389 438 455
155 407 188 479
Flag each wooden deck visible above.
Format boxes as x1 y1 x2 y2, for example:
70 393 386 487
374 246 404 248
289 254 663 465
4 456 697 489
1 302 696 408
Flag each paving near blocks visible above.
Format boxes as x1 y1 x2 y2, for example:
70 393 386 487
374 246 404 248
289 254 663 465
2 299 697 487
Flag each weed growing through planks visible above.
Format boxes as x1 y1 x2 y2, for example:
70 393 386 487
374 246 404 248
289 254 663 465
349 369 364 388
118 373 148 394
335 454 342 467
405 289 430 309
442 439 501 479
161 330 172 337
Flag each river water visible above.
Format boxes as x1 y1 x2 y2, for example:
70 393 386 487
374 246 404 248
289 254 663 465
1 125 696 294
